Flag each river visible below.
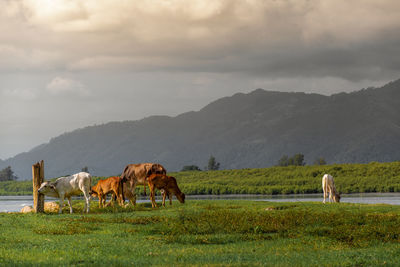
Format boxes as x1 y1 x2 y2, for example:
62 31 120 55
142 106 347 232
2 193 400 212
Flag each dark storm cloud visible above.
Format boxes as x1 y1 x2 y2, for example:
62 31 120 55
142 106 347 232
1 0 399 158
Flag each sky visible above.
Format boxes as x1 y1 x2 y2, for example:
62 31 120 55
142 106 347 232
1 0 400 160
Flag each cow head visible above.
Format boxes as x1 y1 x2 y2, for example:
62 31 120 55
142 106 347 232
333 192 341 203
90 186 99 198
168 176 185 204
38 181 56 195
147 163 167 177
176 192 185 203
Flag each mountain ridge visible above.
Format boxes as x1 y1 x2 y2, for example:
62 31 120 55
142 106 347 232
1 79 400 180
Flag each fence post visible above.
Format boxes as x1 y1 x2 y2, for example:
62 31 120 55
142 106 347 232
32 160 45 213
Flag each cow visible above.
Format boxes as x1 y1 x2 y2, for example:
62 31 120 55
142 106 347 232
147 173 185 208
38 172 91 214
322 174 340 203
120 163 166 206
91 176 124 208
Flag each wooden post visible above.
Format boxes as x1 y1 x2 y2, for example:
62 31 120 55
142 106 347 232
32 160 45 213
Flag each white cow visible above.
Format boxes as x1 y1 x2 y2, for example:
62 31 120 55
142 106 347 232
38 172 92 214
322 174 340 203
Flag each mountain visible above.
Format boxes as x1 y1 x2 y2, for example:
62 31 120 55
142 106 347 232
1 79 400 180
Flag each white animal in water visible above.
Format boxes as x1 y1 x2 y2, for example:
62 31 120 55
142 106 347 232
322 174 340 203
38 172 92 214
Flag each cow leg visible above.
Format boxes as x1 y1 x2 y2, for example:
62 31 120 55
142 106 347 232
58 194 65 214
149 183 157 208
67 196 74 213
112 190 123 207
162 190 166 207
117 192 124 207
105 193 110 207
151 192 157 208
131 181 137 206
116 186 124 207
104 194 108 207
98 190 104 208
169 192 172 205
143 184 146 196
110 193 119 207
108 193 115 207
98 194 102 208
99 193 104 208
83 190 90 213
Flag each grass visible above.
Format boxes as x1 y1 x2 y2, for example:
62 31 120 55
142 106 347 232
1 200 400 266
174 161 400 195
2 161 400 196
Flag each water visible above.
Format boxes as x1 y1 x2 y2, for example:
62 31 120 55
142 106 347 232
185 193 400 205
0 195 152 213
3 193 400 212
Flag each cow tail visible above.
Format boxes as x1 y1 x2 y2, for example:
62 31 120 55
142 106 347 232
89 174 92 198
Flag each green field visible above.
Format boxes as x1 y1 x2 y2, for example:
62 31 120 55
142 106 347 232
2 161 400 196
1 200 400 266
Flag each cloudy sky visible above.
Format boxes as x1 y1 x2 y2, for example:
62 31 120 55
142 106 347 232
1 0 399 159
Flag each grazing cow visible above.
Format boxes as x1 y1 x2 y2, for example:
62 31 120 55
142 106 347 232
147 173 185 208
322 174 340 203
38 172 91 214
91 176 124 208
120 163 166 206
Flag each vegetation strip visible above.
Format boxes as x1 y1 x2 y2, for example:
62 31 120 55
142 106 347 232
1 161 400 196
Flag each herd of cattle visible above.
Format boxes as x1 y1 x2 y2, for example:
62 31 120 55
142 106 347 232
38 163 185 214
37 162 340 214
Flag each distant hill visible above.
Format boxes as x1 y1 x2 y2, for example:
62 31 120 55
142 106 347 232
1 79 400 180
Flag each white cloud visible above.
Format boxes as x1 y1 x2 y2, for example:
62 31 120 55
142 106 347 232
46 77 90 96
2 88 37 100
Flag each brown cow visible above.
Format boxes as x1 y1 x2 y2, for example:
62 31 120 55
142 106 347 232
147 173 185 208
120 163 166 206
91 176 124 208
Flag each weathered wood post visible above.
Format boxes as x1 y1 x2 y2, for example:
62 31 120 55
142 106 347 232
32 160 45 213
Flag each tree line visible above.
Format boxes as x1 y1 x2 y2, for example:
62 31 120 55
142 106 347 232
0 166 18 181
182 153 327 172
181 155 220 172
277 154 327 167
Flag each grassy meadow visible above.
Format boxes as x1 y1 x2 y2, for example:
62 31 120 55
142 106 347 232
175 161 400 195
1 200 400 266
2 161 400 196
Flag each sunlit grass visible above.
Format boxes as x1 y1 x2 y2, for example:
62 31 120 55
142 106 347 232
1 200 400 266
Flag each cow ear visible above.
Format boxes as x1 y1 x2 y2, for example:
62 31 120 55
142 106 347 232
50 184 56 190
